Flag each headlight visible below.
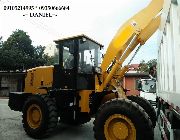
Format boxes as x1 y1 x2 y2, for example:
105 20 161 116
95 67 102 74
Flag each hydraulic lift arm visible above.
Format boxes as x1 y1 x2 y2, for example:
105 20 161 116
100 0 164 90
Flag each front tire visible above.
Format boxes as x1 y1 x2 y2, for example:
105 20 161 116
22 94 58 139
93 98 153 140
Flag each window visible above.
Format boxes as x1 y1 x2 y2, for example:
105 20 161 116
141 80 156 93
63 46 74 69
78 39 100 73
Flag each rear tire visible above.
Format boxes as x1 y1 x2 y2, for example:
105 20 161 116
93 98 153 140
127 95 157 128
22 94 58 139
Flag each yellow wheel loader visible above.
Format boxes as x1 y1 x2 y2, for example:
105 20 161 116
8 0 164 139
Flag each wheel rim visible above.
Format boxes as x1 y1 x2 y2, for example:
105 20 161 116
104 114 136 140
27 104 42 129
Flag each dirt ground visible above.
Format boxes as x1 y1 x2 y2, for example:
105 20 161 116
0 99 161 140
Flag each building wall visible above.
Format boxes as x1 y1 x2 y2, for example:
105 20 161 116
0 73 25 96
124 77 140 96
123 73 150 96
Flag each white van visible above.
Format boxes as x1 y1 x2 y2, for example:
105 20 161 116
138 79 156 106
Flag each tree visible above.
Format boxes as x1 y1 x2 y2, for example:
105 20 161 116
0 49 24 71
33 45 46 66
2 29 35 70
0 29 54 71
146 59 157 68
138 59 157 73
43 55 55 66
3 29 34 56
137 60 148 73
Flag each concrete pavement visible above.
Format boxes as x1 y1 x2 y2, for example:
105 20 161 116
0 99 161 140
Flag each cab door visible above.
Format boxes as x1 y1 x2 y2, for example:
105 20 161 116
53 41 78 90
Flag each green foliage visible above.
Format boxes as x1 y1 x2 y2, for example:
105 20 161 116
137 60 148 73
138 59 157 73
146 59 157 68
0 49 24 71
44 55 55 66
3 29 34 56
0 29 54 71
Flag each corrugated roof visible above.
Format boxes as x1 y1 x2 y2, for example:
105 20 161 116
125 72 149 77
0 72 25 76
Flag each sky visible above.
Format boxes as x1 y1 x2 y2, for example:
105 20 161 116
0 0 159 64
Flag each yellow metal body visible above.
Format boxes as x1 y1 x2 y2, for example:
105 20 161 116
24 66 54 94
79 90 92 112
104 114 136 140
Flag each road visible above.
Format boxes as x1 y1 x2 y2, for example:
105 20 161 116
0 99 161 140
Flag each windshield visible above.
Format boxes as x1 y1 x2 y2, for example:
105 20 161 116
78 39 101 73
55 36 102 73
141 80 156 93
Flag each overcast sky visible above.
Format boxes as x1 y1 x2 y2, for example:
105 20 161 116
0 0 158 64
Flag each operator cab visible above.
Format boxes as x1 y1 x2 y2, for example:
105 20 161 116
54 35 103 90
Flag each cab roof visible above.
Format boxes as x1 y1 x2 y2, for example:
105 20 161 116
54 34 104 48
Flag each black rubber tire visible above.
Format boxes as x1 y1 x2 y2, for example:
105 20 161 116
22 94 58 139
93 98 153 140
127 95 157 128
